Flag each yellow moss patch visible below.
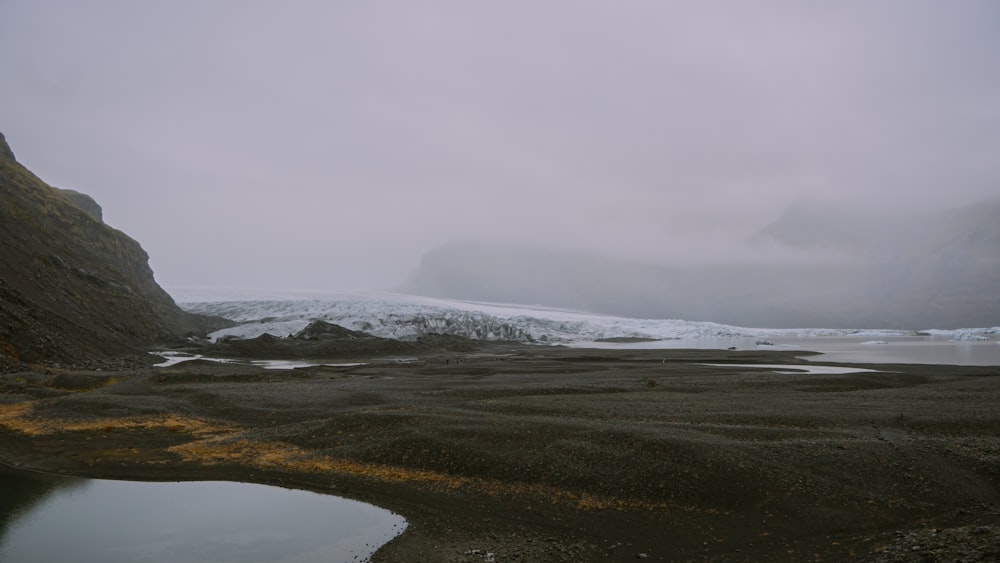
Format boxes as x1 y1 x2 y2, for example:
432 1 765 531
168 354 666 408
1 401 694 513
0 403 34 432
169 436 694 513
0 402 230 437
60 414 228 436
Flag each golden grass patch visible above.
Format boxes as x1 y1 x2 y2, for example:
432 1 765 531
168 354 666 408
1 401 691 513
0 403 35 433
169 436 693 512
0 401 230 437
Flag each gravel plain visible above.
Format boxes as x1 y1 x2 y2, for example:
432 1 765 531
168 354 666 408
1 345 998 562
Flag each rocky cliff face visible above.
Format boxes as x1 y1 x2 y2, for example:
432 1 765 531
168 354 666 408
0 131 222 369
55 188 103 223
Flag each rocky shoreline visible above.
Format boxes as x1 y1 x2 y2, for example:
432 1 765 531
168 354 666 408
1 343 997 562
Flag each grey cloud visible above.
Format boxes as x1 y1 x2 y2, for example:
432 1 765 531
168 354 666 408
1 0 998 293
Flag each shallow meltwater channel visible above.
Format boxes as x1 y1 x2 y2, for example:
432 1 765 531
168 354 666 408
572 335 1000 365
700 363 880 375
0 466 405 563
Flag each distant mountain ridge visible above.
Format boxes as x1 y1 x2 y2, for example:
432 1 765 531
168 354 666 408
400 200 1000 329
0 131 222 369
756 197 1000 259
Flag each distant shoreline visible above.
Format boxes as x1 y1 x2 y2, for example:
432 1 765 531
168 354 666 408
593 336 662 343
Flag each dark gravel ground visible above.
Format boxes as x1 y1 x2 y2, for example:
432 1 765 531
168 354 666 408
1 345 997 562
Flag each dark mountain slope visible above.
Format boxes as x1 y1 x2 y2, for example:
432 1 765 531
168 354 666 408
0 131 221 368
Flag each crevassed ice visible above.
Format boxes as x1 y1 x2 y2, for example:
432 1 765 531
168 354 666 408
177 291 1000 344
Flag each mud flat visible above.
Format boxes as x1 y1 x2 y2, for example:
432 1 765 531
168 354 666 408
1 345 997 562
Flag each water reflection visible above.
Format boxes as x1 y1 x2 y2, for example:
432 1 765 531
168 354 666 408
0 467 88 552
0 465 405 562
152 351 366 370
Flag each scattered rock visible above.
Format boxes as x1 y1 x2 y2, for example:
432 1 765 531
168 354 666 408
869 525 1000 562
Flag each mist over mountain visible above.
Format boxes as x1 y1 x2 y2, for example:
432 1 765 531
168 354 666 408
400 199 1000 329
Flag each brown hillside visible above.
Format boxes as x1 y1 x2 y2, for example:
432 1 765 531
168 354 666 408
0 131 222 368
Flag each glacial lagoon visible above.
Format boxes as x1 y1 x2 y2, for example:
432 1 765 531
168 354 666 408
0 465 405 562
572 335 1000 366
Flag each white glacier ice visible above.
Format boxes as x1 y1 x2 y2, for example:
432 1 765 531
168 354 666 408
173 289 997 345
923 328 999 341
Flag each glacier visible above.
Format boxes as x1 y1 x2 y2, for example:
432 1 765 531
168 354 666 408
173 289 1000 346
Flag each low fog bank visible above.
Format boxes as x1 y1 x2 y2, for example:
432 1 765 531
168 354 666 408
400 198 1000 329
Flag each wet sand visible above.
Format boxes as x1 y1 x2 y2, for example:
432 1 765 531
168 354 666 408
1 345 998 561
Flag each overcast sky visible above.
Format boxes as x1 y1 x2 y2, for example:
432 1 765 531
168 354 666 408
2 1 998 294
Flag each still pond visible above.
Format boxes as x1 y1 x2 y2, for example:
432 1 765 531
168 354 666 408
0 465 405 562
